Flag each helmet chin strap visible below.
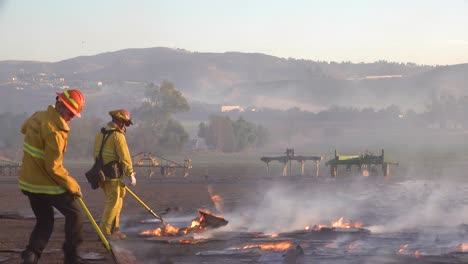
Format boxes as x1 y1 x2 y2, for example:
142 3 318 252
115 119 126 132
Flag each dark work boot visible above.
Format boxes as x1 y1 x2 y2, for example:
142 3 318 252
64 255 90 264
64 245 90 264
21 250 39 264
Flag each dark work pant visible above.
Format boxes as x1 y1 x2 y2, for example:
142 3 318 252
22 191 84 260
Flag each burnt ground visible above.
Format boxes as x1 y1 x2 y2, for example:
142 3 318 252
2 160 468 264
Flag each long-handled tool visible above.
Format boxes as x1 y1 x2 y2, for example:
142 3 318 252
76 197 128 264
124 186 165 225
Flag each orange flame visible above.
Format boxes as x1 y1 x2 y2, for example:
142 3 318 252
190 220 201 228
164 224 180 235
304 224 326 231
456 243 468 252
208 186 224 214
331 217 363 229
179 239 193 244
140 224 180 237
140 227 162 236
398 244 409 254
141 208 228 237
240 241 292 251
362 170 369 177
397 244 425 257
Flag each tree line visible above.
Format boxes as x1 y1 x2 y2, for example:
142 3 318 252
197 116 269 152
2 83 468 160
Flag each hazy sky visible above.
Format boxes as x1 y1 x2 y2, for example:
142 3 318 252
1 0 467 65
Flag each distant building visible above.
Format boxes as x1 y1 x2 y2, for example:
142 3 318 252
221 105 244 112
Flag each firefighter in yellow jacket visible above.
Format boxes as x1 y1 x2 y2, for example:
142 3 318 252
94 109 136 240
19 89 88 264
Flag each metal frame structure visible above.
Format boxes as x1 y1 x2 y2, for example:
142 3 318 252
261 149 322 177
325 149 398 177
132 152 192 177
0 159 20 176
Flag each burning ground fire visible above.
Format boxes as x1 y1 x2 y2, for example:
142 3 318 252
396 244 423 257
455 243 468 252
395 242 468 258
304 217 364 231
139 209 228 237
140 186 228 237
233 241 292 251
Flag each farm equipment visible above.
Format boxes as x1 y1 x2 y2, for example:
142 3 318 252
325 149 398 177
0 159 20 176
132 152 192 177
261 149 322 177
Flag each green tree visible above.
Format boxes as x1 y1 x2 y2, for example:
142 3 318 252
134 81 189 131
0 112 28 159
255 125 269 148
68 116 104 158
233 117 257 151
209 115 235 152
130 81 190 154
158 120 189 153
198 115 269 152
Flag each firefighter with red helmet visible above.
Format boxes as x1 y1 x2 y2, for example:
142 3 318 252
94 109 136 240
19 89 88 264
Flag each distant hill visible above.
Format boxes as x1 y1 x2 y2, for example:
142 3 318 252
0 47 467 113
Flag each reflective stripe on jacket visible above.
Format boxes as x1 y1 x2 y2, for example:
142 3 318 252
18 105 80 195
94 122 134 177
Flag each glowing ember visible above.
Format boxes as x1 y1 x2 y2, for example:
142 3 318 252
178 238 208 244
398 244 409 254
347 241 362 251
238 241 292 251
396 244 425 257
455 243 468 252
179 239 193 244
414 250 420 258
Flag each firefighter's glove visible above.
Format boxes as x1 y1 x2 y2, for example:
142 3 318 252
128 172 136 187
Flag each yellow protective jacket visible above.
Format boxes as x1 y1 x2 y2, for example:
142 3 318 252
94 122 134 177
18 105 80 195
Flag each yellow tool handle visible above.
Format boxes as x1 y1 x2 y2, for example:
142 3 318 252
76 197 111 251
125 186 164 222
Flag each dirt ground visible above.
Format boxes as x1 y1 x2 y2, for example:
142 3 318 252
0 160 270 264
5 154 462 264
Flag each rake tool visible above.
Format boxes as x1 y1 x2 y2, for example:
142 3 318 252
76 197 135 264
124 186 165 226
